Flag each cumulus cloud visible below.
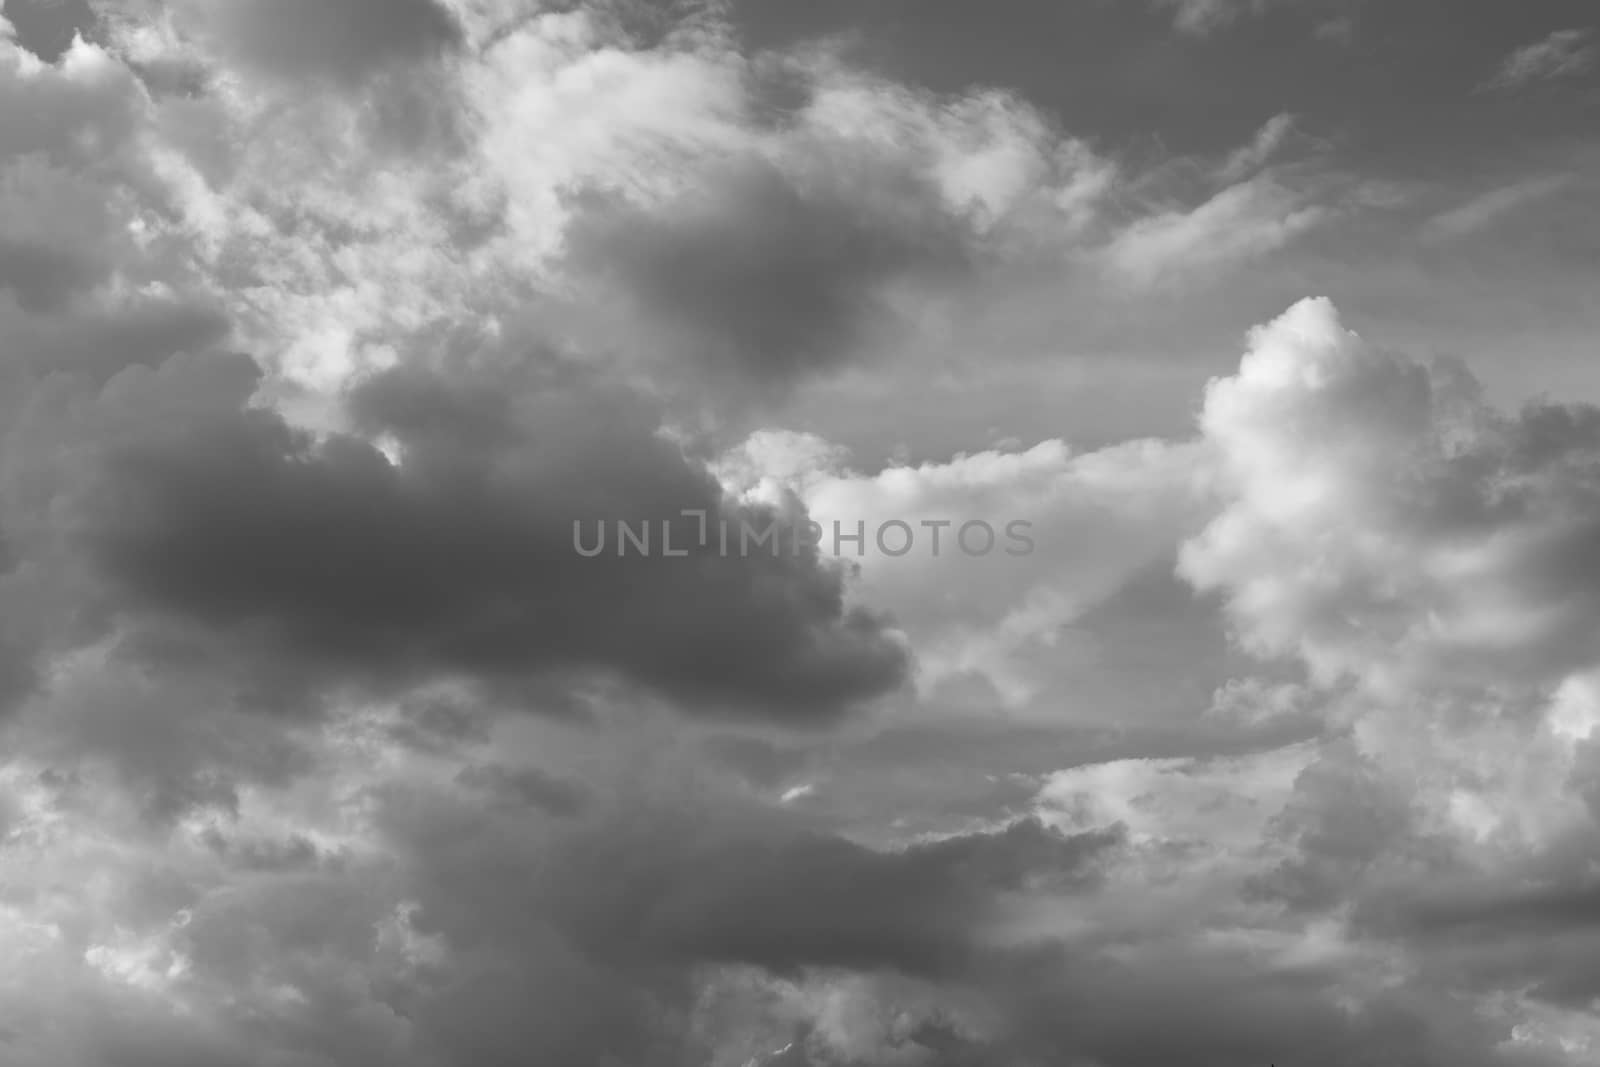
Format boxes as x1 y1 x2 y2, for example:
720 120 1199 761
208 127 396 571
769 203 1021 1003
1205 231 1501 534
1181 296 1600 696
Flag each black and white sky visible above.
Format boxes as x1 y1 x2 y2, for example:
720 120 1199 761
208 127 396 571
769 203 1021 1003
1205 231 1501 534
2 0 1600 1064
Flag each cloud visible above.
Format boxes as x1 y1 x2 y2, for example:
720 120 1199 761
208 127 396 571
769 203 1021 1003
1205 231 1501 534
23 732 1106 1067
6 0 1600 1063
1 0 95 63
1104 173 1330 286
1482 28 1596 92
11 351 908 724
546 54 1119 397
11 287 1600 1066
714 428 1209 713
1421 174 1576 243
167 0 464 84
1180 296 1600 696
1154 0 1313 35
522 811 1116 978
1217 112 1297 183
1158 0 1272 34
562 150 971 391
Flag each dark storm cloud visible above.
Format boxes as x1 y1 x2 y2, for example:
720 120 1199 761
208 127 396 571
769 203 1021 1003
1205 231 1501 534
43 349 906 722
391 790 1119 983
624 815 1116 977
563 153 972 391
304 781 1124 1067
186 0 464 84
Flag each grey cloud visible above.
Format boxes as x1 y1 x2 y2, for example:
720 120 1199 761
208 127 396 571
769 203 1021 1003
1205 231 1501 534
372 783 1120 1064
0 39 145 167
396 799 1118 981
455 762 590 817
701 733 814 789
1342 869 1600 1016
2 0 97 63
988 948 1541 1067
383 692 496 753
15 296 231 380
1247 740 1435 913
107 775 1109 1067
179 0 464 84
15 659 319 823
43 350 906 723
1397 881 1600 941
619 815 1117 976
0 237 104 313
199 829 327 873
563 152 972 393
0 583 39 713
8 5 1600 1066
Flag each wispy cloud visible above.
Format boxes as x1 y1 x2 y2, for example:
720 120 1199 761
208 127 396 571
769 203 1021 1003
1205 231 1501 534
1217 112 1296 183
1481 27 1596 92
1420 173 1574 243
1157 0 1276 35
1103 174 1329 285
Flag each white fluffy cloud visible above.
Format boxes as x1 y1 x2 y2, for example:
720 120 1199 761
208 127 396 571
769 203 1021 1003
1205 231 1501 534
1182 296 1600 697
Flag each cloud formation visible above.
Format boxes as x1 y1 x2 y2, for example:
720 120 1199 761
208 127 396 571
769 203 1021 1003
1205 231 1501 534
1483 28 1596 92
9 349 909 723
3 3 1600 1066
1182 296 1600 695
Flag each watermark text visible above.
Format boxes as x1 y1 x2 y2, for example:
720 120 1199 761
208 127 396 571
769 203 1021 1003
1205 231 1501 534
572 512 1035 559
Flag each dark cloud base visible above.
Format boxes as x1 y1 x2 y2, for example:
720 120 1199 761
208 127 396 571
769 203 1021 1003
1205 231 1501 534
17 351 908 723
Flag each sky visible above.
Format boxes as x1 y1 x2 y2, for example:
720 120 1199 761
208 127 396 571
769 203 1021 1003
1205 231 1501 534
1 0 1599 1064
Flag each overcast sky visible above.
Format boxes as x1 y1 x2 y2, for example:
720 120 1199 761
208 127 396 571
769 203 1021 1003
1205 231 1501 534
2 1 1600 1064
